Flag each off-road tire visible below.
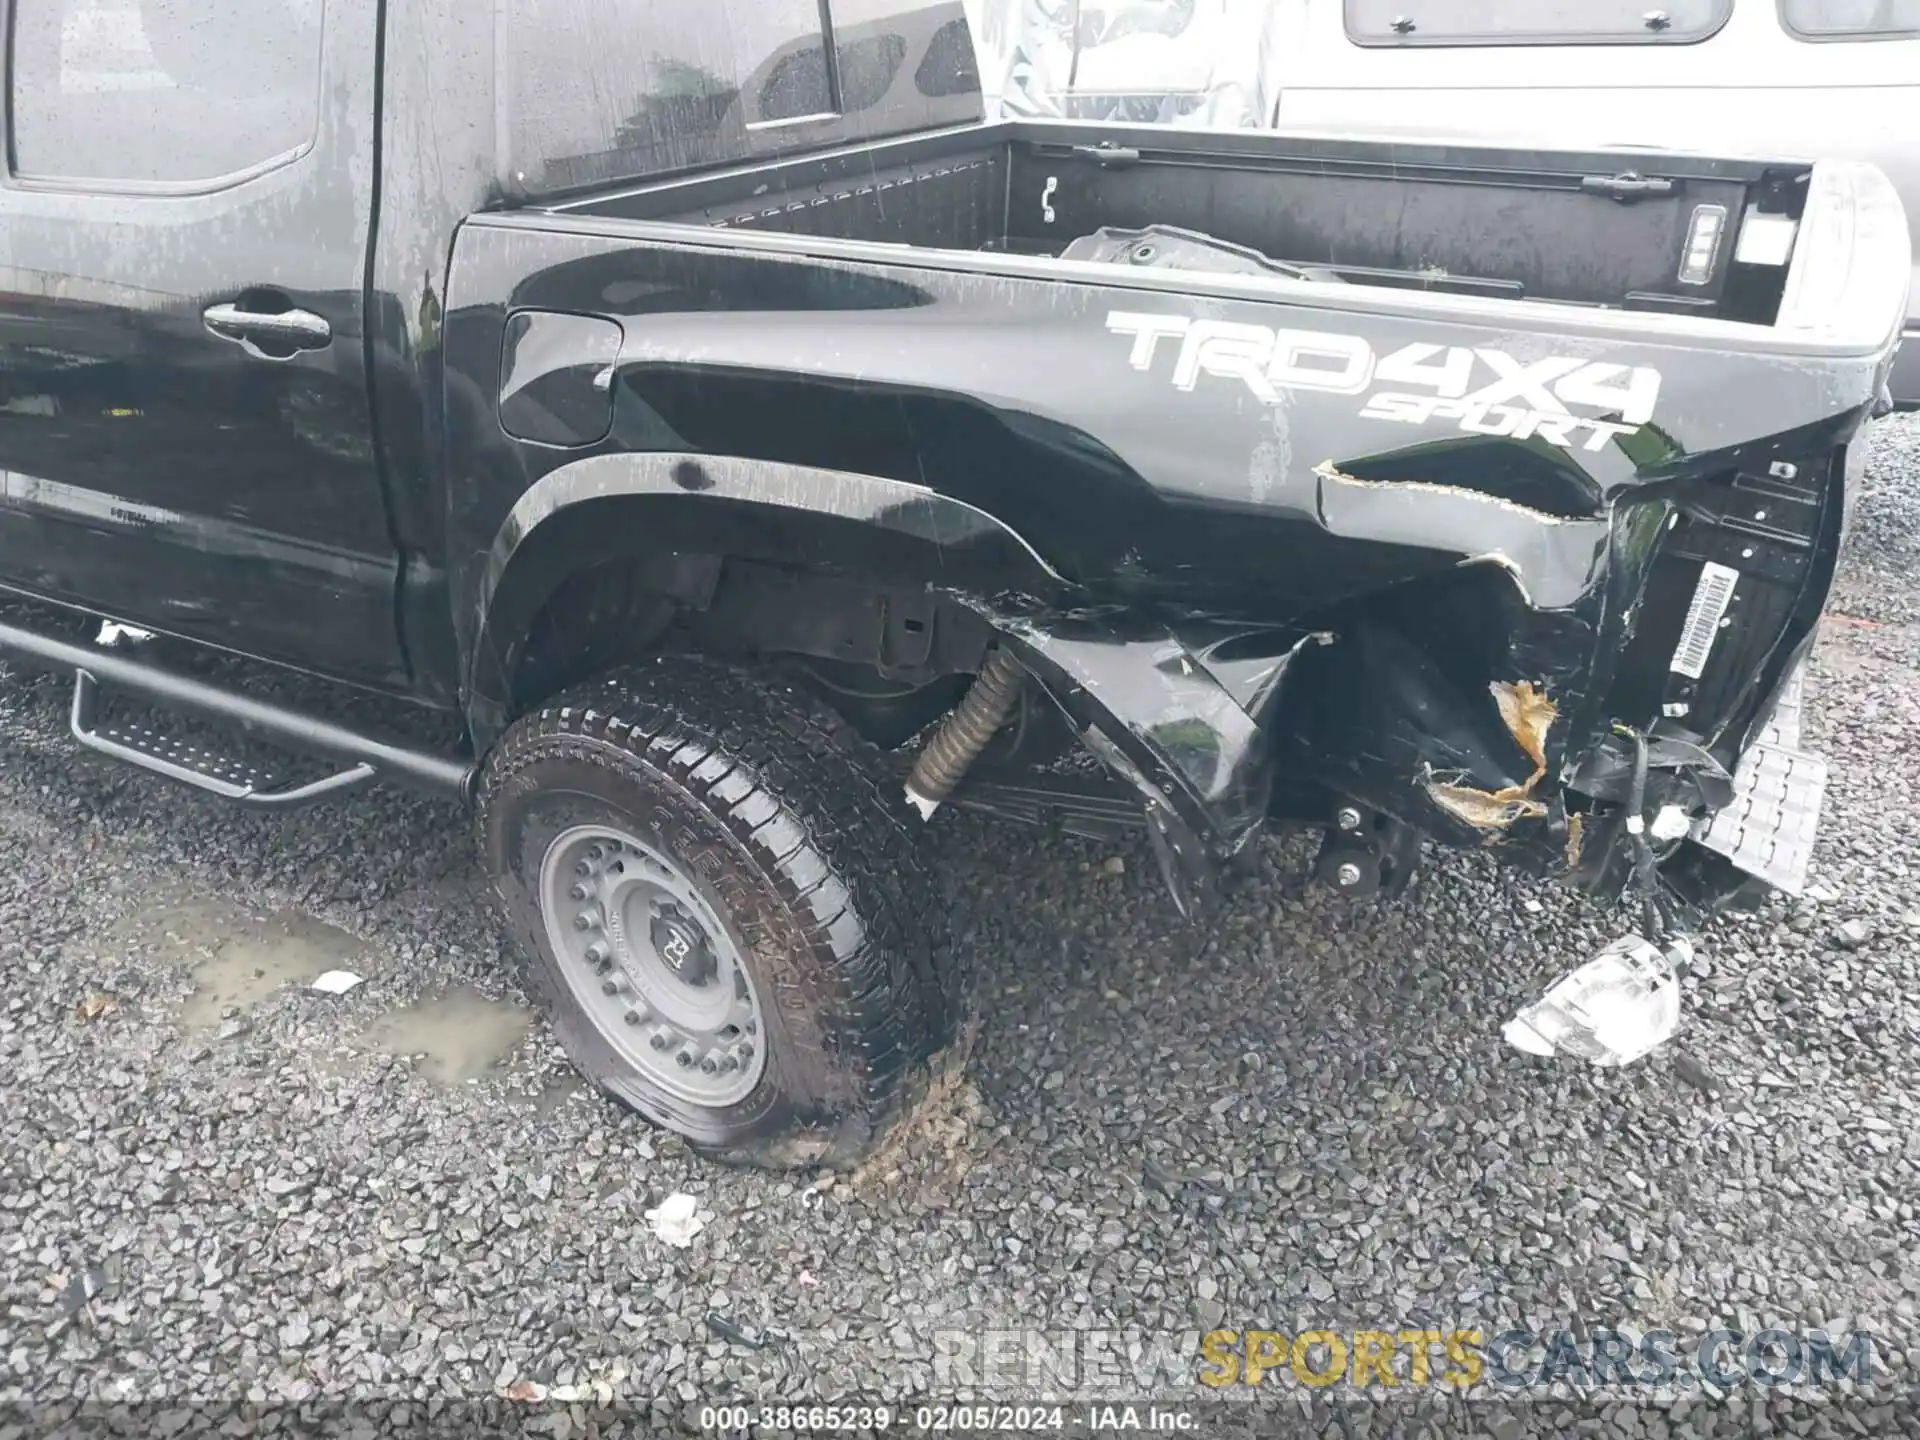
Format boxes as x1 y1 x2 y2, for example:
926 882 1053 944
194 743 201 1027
478 655 968 1169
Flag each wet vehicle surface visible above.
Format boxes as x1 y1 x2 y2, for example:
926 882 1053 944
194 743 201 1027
454 129 1904 931
0 0 1907 1162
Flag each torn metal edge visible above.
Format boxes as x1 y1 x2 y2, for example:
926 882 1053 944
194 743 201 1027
1421 679 1560 833
1312 459 1585 527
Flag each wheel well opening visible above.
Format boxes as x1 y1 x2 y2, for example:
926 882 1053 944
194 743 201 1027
505 540 1008 751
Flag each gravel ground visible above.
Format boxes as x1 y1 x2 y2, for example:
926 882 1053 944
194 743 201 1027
4 418 1920 1436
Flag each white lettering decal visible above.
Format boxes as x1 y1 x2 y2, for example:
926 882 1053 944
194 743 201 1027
1109 311 1663 452
1555 362 1663 427
1460 352 1585 416
1172 321 1279 401
1266 328 1375 395
1107 311 1191 370
1375 342 1475 398
1359 392 1437 424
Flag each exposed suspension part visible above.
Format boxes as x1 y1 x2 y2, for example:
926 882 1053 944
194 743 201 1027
1314 801 1422 899
904 647 1026 819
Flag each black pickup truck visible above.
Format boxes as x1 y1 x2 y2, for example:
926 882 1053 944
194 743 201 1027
0 0 1907 1166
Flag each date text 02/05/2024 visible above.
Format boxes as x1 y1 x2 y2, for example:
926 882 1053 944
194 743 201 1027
697 1404 1196 1432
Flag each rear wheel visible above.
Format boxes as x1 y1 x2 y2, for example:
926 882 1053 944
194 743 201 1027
478 656 967 1169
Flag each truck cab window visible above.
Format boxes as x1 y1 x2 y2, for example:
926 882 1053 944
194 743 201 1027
510 0 829 188
9 0 324 188
1780 0 1920 36
507 0 981 197
837 32 911 112
1345 0 1731 45
758 40 835 124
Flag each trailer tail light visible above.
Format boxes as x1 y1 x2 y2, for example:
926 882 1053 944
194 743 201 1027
1678 203 1728 286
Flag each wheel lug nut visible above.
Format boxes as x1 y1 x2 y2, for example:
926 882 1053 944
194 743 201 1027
675 1051 694 1069
572 914 592 931
601 979 620 995
625 1011 642 1026
570 883 590 902
700 1057 718 1075
737 1042 754 1059
574 861 592 878
649 1032 671 1051
588 845 604 861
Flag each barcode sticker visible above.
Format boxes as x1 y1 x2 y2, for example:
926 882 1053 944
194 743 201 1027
1670 561 1741 678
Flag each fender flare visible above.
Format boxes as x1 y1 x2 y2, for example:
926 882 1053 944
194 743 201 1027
468 451 1296 912
465 450 1067 742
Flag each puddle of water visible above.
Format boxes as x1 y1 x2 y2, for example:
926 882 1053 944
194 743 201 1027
362 989 533 1086
109 893 530 1088
113 895 367 1029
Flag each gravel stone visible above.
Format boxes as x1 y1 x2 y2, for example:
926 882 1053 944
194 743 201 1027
1828 915 1872 951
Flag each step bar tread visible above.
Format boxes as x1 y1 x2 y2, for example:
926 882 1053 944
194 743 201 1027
0 613 473 807
71 671 380 810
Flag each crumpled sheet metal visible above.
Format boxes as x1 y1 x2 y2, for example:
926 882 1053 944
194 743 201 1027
1009 621 1270 838
1313 462 1610 612
978 610 1295 871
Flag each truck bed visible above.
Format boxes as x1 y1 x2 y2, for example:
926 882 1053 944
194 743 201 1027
459 118 1905 928
551 120 1812 324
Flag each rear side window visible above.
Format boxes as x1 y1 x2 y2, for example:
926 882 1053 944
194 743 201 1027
1346 0 1732 46
503 0 982 198
1780 0 1920 37
9 0 324 189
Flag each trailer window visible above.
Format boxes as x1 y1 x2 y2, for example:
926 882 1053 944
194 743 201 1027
914 16 979 98
505 0 981 198
1780 0 1920 37
753 32 907 120
10 0 324 189
1345 0 1732 46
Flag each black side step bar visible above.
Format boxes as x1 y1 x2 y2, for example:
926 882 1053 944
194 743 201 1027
70 671 380 810
0 617 474 808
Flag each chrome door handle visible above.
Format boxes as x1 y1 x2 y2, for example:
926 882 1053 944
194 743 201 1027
202 302 332 357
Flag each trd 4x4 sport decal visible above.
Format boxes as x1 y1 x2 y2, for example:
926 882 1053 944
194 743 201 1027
1107 311 1663 453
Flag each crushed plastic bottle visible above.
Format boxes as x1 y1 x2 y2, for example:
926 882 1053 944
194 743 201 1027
1502 934 1690 1067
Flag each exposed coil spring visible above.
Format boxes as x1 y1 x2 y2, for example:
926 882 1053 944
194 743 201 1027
905 647 1026 809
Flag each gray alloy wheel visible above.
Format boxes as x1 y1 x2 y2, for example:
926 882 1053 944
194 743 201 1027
538 823 766 1107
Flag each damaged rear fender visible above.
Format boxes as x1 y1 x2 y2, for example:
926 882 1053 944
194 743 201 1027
467 450 1069 743
1312 458 1611 611
976 614 1305 914
470 449 1305 912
